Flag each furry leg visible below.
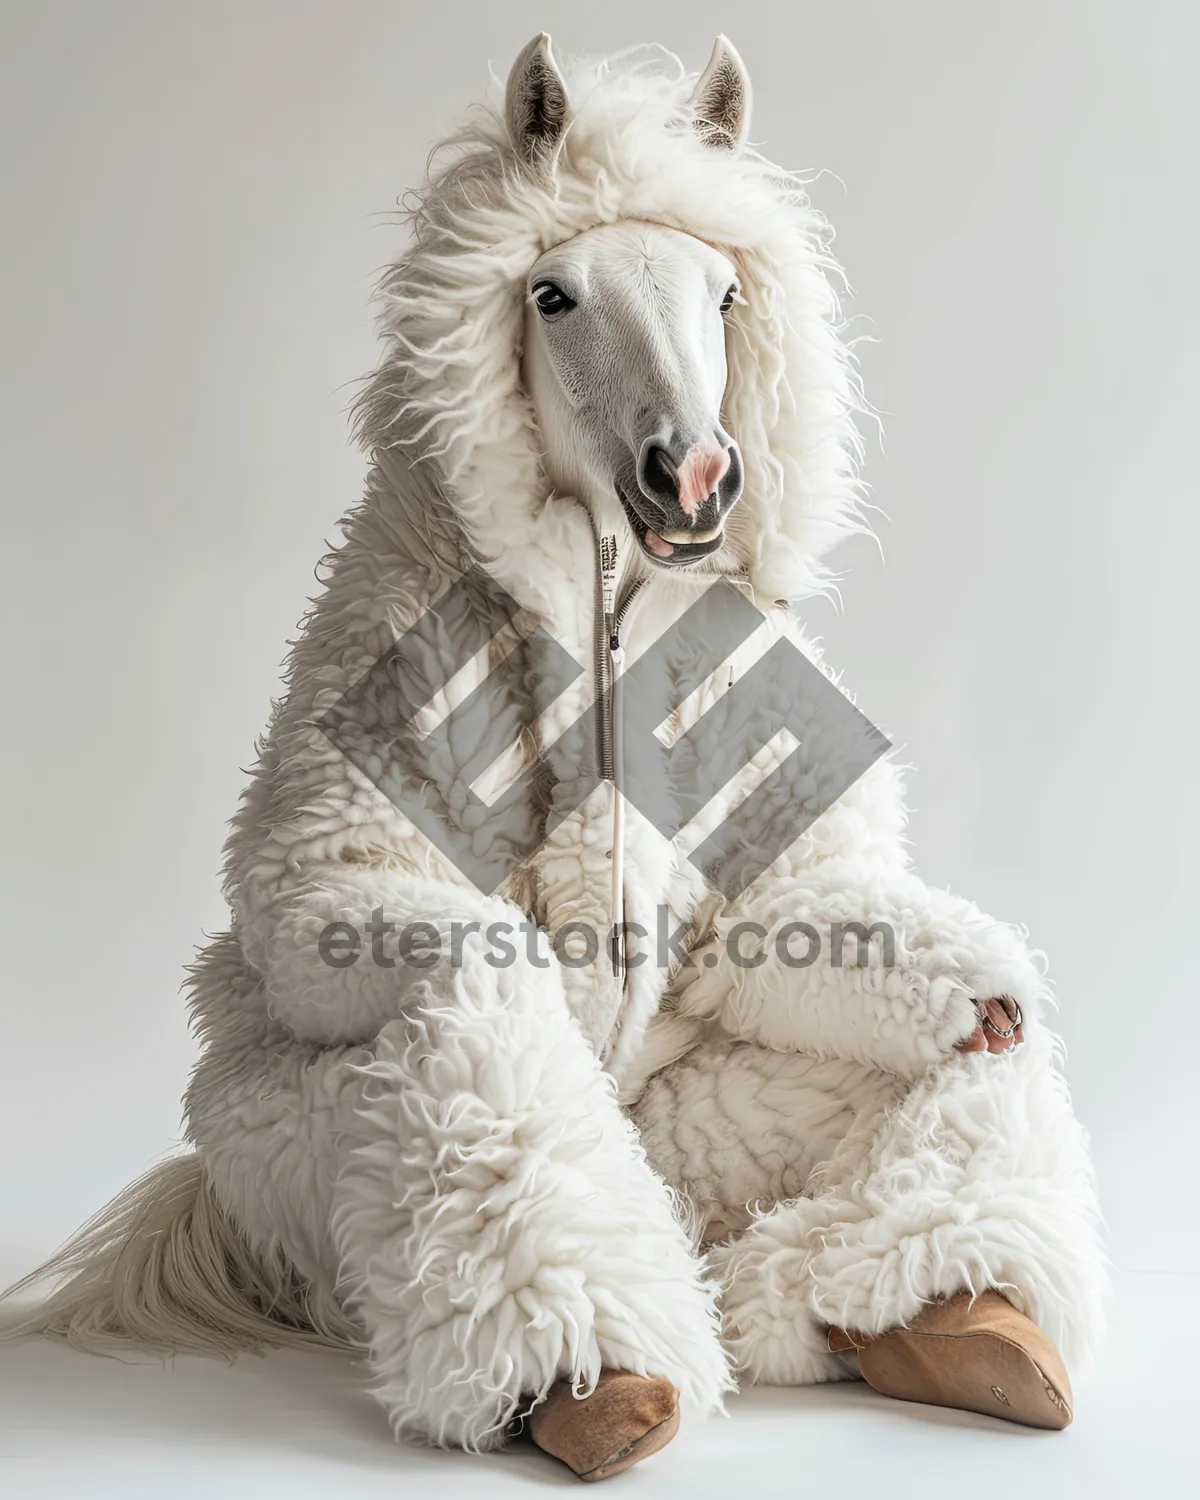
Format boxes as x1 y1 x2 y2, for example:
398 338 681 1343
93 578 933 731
710 1031 1107 1386
328 935 732 1452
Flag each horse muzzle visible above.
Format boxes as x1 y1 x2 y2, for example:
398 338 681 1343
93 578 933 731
619 435 744 566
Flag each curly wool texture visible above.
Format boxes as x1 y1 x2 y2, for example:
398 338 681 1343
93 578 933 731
636 870 1107 1382
329 940 732 1451
704 1035 1106 1385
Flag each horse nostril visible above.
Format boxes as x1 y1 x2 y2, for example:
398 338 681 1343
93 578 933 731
637 445 678 506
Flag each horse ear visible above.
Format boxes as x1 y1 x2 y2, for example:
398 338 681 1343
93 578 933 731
690 36 752 150
505 33 571 165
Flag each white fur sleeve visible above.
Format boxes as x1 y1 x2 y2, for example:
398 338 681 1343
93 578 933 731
674 857 1044 1078
235 863 557 1046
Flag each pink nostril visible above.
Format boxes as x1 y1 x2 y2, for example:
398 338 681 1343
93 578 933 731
676 445 731 517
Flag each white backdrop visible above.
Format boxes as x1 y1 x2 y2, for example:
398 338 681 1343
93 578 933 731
1 0 1196 1326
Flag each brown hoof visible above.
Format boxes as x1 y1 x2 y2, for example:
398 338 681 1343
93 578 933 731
828 1290 1073 1430
528 1368 680 1482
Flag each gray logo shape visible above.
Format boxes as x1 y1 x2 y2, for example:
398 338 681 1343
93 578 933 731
318 566 889 899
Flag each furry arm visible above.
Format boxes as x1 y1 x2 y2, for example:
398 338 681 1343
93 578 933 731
673 857 1043 1080
235 862 556 1046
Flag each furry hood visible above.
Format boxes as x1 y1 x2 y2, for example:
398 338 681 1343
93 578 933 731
354 42 868 607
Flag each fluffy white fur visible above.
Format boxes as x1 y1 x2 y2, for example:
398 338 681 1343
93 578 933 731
1 36 1105 1450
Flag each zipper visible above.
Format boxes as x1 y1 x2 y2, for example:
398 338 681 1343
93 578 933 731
593 532 644 996
594 534 644 779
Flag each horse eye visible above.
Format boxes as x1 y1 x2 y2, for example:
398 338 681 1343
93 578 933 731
720 284 739 315
533 282 575 319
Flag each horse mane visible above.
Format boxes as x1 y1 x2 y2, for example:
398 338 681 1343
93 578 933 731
352 44 870 605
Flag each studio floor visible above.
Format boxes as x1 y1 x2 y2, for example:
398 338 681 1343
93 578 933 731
0 1269 1194 1498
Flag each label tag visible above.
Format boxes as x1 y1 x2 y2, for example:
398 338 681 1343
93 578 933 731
600 532 620 618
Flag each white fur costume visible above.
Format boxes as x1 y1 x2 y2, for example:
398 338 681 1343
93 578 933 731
8 45 1105 1452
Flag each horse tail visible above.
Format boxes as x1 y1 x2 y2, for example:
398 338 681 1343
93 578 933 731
0 1153 355 1358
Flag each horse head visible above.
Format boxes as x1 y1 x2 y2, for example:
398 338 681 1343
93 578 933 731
513 36 752 568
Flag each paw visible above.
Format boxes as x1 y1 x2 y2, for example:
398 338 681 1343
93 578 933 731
954 994 1024 1055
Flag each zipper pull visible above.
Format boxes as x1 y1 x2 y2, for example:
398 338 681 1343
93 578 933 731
601 531 624 657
